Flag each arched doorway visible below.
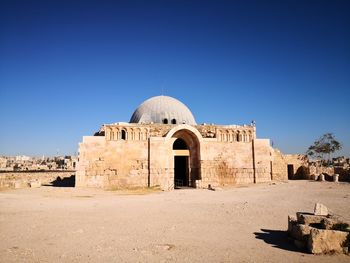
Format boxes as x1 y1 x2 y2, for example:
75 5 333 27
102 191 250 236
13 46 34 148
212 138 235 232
173 138 189 188
171 128 201 189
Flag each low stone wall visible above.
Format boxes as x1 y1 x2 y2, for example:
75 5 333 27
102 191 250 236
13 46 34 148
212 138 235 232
308 166 335 178
0 171 75 189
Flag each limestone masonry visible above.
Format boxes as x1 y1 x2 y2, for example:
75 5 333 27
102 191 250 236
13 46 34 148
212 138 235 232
76 95 304 190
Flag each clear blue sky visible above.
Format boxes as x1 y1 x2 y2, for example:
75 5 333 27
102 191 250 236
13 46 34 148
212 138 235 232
0 0 349 157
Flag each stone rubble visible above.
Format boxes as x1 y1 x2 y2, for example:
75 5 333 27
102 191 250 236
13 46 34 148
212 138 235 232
287 203 350 254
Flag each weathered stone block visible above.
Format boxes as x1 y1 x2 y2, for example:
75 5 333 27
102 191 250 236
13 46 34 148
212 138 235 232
289 223 313 242
321 218 341 230
296 212 327 225
29 180 41 188
314 203 328 216
307 228 349 254
288 215 297 233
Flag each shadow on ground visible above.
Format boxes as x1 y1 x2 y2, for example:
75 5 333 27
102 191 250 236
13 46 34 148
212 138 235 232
43 175 75 187
254 229 303 253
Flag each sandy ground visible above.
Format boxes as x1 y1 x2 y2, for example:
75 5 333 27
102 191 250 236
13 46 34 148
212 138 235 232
0 181 349 263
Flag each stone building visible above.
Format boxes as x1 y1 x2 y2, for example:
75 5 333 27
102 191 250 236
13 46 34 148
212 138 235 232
76 95 298 190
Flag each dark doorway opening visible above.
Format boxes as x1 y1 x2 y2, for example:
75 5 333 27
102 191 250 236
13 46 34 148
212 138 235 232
287 164 294 180
174 156 188 188
173 138 188 150
121 130 126 140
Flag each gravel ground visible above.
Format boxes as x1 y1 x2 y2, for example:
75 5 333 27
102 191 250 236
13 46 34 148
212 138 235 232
0 180 349 263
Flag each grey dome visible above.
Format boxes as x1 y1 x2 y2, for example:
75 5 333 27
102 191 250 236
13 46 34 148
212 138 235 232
130 96 196 125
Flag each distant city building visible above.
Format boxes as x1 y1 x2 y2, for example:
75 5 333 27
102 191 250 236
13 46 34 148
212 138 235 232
0 155 77 171
0 157 7 169
15 155 30 161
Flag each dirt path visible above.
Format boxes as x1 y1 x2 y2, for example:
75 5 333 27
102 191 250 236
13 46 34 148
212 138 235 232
0 181 349 262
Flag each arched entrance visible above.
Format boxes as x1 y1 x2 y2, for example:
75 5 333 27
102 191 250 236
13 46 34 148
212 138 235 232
170 128 201 189
173 138 189 188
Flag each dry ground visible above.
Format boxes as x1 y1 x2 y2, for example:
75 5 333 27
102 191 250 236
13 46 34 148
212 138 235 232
0 181 350 263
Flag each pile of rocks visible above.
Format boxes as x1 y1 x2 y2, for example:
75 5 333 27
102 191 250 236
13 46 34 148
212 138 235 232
288 203 350 254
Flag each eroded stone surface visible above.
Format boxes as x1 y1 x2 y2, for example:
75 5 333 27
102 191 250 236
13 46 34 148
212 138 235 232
289 204 350 255
307 228 349 254
314 203 329 216
289 224 313 242
321 218 341 230
296 212 326 225
288 215 297 233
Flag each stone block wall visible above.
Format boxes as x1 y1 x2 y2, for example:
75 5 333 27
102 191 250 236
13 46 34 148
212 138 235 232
284 154 308 179
200 141 252 187
271 149 287 180
0 171 74 189
77 124 276 190
199 139 272 187
76 136 149 189
149 137 174 190
254 139 273 183
272 151 308 181
309 165 335 177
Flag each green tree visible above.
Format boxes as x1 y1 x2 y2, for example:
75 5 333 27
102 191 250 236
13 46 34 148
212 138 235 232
306 133 342 165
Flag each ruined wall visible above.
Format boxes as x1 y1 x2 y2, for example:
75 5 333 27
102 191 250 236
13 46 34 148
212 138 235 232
284 154 308 179
0 171 74 189
308 165 335 177
272 151 308 180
